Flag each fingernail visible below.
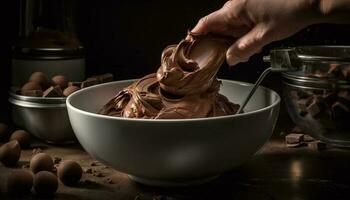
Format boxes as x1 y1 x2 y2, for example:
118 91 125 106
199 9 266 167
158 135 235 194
238 42 247 50
226 54 238 67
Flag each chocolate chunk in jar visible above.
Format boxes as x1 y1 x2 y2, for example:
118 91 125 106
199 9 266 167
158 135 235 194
322 92 338 107
63 86 80 97
307 99 322 117
307 64 350 80
285 133 304 144
326 63 348 79
81 78 99 88
291 126 304 133
308 141 327 151
296 97 313 116
308 69 328 78
68 81 82 88
43 85 63 97
286 142 305 148
93 73 114 83
327 64 339 76
303 134 315 142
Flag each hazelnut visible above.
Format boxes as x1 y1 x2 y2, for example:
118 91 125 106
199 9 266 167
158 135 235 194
57 160 82 186
0 141 21 167
21 82 42 96
33 171 58 197
10 130 31 149
51 75 68 89
7 170 33 195
29 72 49 89
30 153 54 174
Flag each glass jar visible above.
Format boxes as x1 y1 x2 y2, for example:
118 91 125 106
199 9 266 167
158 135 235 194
12 0 85 86
278 46 350 147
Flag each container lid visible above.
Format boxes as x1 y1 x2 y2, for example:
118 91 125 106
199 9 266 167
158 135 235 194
13 45 85 60
294 46 350 63
265 46 350 88
264 46 350 64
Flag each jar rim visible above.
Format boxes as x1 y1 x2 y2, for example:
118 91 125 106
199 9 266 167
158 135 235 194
283 73 350 89
271 46 350 63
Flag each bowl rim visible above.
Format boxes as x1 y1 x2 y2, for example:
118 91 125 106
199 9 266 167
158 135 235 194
66 79 281 122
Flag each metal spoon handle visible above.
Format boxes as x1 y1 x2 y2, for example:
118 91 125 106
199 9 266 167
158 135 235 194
237 67 272 113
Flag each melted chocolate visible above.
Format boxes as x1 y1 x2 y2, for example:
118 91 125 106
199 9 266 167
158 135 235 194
99 34 239 119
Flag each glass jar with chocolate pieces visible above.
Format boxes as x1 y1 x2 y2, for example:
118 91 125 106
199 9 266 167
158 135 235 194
281 46 350 147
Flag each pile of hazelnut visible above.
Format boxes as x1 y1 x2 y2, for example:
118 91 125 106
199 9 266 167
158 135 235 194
0 123 82 197
20 72 113 97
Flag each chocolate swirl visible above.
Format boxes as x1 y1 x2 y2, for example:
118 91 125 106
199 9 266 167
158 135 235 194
99 34 239 119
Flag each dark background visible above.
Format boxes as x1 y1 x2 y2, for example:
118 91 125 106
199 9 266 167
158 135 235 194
1 0 350 125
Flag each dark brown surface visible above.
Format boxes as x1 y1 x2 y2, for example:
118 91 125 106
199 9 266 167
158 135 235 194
1 135 350 200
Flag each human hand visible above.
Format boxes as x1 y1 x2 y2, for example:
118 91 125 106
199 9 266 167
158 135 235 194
190 0 322 66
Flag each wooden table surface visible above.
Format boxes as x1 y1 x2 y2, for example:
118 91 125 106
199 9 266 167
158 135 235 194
1 134 350 200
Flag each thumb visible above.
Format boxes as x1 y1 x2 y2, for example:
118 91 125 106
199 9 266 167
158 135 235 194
226 24 272 66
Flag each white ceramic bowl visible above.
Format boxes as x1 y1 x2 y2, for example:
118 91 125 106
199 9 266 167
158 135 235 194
67 79 280 186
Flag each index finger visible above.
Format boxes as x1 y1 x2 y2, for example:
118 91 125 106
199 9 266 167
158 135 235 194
191 10 225 35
